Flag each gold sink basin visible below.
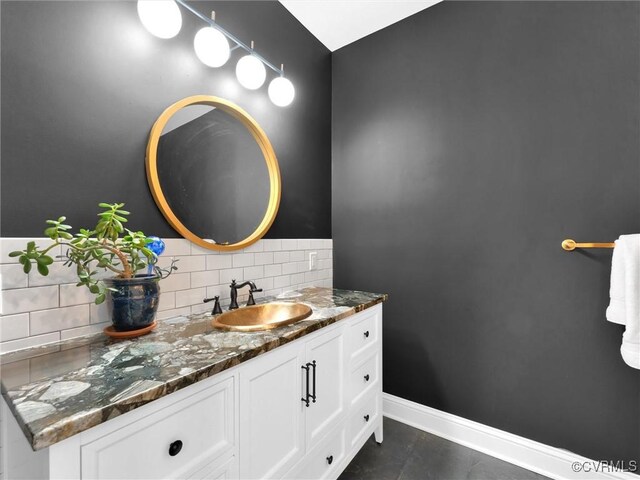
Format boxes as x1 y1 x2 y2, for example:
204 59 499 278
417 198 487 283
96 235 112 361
211 302 313 332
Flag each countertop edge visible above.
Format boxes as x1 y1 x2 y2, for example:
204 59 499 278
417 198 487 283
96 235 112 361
5 291 387 451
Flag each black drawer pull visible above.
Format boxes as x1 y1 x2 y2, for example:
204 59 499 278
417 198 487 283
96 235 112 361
326 455 333 465
302 363 311 407
364 331 370 338
169 440 183 456
310 360 317 403
364 374 370 382
364 414 370 422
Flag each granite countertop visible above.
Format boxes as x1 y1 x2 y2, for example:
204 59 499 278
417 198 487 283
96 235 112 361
0 287 387 451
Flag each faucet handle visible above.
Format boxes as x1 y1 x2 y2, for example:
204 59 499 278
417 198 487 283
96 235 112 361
247 291 257 306
203 296 223 315
246 283 262 307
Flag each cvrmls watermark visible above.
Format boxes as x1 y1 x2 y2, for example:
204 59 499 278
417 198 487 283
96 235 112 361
571 460 637 473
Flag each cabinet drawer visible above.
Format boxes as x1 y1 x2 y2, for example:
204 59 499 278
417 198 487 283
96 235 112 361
348 394 379 448
187 455 237 480
284 426 346 480
346 308 379 362
81 377 235 480
349 353 379 405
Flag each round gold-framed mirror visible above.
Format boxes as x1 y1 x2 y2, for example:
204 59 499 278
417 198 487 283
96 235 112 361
145 95 281 251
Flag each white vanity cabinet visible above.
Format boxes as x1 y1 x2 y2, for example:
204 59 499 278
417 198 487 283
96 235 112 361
2 304 383 480
240 323 347 479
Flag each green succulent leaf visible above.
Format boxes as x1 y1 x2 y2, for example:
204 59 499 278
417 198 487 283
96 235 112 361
37 263 49 276
22 261 32 274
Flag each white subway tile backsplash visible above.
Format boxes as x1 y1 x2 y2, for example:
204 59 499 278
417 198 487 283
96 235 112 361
168 255 206 273
159 272 191 292
274 275 291 288
30 305 90 335
190 303 210 315
244 242 264 253
282 262 298 275
157 291 176 312
243 265 264 280
162 239 192 257
206 285 224 300
232 253 254 268
0 313 29 341
191 270 220 288
90 302 110 324
175 287 207 308
264 264 282 277
28 262 77 287
280 239 297 250
0 238 332 351
219 268 244 285
206 255 233 271
1 285 58 315
258 276 274 292
254 252 274 265
0 264 28 290
297 239 311 250
262 239 281 251
60 283 94 307
290 250 305 262
273 251 290 264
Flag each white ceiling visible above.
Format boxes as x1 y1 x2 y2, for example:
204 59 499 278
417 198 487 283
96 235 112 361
278 1 441 52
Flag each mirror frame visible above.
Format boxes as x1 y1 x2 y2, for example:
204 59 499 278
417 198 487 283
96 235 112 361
145 95 281 251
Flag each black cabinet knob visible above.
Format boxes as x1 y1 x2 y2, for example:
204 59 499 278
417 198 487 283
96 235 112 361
364 331 370 338
168 440 183 456
326 455 334 465
364 374 370 382
364 414 370 422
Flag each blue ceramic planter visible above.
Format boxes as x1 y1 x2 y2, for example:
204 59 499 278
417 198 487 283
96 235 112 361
104 275 160 331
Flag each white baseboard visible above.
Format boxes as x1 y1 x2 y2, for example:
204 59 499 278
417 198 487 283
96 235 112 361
383 393 637 480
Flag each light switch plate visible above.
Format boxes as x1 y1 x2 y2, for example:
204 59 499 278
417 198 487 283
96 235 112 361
308 252 317 270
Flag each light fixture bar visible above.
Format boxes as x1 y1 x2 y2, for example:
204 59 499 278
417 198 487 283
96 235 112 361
174 0 284 76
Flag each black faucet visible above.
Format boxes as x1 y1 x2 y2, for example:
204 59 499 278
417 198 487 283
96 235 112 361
229 279 263 310
203 295 223 315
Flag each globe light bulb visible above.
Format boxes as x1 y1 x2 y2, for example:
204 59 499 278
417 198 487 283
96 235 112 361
268 77 295 107
137 0 182 39
236 54 266 90
194 27 230 68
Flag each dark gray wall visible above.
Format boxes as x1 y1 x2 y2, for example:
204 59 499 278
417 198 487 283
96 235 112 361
1 0 331 239
333 1 639 463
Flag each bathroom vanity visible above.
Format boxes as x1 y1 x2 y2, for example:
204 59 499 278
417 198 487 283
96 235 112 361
1 287 386 479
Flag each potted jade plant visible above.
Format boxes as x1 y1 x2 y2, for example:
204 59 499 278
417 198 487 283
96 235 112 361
9 202 177 332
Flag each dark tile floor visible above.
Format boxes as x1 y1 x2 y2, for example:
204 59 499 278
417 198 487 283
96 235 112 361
338 418 551 480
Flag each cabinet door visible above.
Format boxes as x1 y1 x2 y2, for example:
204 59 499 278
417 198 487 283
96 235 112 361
81 376 235 480
239 342 306 479
304 325 346 450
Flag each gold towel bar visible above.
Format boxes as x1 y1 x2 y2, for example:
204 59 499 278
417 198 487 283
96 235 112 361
561 239 616 251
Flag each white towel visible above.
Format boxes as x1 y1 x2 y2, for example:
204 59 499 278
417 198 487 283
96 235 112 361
606 234 640 369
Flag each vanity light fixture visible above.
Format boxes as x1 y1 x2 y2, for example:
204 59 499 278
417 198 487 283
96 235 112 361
236 42 267 90
268 67 295 107
137 0 182 39
194 24 230 68
137 0 295 107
